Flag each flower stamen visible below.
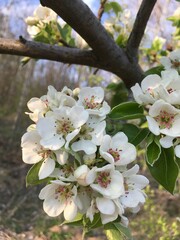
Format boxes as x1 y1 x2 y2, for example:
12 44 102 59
96 171 111 188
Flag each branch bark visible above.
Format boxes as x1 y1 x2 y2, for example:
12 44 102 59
39 0 144 87
0 37 103 68
0 0 151 88
127 0 157 59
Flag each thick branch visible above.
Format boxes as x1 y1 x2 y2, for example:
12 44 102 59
39 0 144 87
40 0 129 70
0 37 103 68
127 0 157 59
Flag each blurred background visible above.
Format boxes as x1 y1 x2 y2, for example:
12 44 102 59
0 0 179 239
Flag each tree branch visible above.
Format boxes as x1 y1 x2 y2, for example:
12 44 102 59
97 0 108 22
39 0 144 87
0 37 103 68
40 0 129 69
126 0 157 59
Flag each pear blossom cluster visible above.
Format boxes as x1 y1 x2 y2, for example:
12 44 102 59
21 86 149 226
131 49 180 157
25 5 57 38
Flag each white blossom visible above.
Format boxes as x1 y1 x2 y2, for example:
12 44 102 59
39 181 80 220
119 165 149 209
21 130 55 179
77 87 110 117
100 132 136 166
71 116 106 155
36 106 89 150
86 164 124 199
147 100 180 137
160 49 180 72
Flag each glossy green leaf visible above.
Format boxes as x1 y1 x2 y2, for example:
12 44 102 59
146 135 161 166
107 81 128 108
147 147 179 194
108 102 144 120
26 161 51 187
145 66 164 76
104 222 133 240
121 124 150 146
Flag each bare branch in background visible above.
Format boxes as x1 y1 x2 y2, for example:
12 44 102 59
126 0 157 59
97 0 108 21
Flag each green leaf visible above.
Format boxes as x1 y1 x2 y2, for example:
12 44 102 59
108 102 144 120
88 213 102 229
116 34 127 47
104 2 122 15
21 57 31 66
107 81 128 108
121 124 150 146
147 147 179 194
104 222 133 240
145 66 164 76
61 213 83 227
110 2 122 15
146 135 161 166
26 161 51 187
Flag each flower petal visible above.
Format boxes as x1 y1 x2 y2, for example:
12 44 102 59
38 158 55 180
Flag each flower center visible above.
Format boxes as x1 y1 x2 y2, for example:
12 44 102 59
155 110 175 129
56 118 74 136
96 171 111 188
171 59 180 69
108 148 121 162
55 185 73 201
83 95 101 109
167 88 174 94
37 147 51 159
79 124 93 140
61 165 74 178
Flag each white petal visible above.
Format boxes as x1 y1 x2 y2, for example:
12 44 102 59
65 129 80 149
118 143 136 165
175 145 180 158
39 184 56 200
146 116 160 135
43 197 65 217
141 74 161 92
86 168 97 185
40 135 65 150
55 150 68 165
38 158 55 179
70 106 89 128
160 136 174 148
64 200 77 221
131 83 144 104
71 139 97 155
37 117 56 139
96 198 115 215
122 164 139 177
127 175 149 189
111 132 128 149
101 212 118 224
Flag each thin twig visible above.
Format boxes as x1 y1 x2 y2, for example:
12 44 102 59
97 0 108 22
